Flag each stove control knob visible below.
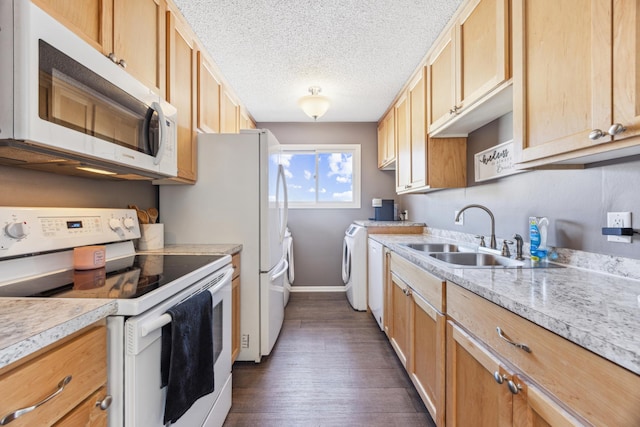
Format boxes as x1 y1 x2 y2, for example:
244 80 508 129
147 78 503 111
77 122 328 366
5 221 30 239
109 218 123 232
123 217 136 230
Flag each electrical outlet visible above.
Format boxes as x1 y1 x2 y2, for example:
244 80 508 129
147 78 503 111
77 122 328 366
241 334 250 348
607 212 632 243
454 210 464 225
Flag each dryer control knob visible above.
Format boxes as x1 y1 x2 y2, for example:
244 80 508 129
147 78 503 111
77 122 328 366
5 221 30 239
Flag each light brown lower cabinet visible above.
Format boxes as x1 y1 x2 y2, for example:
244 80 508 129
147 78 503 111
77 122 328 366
446 282 640 426
231 252 241 363
388 252 446 426
0 322 109 427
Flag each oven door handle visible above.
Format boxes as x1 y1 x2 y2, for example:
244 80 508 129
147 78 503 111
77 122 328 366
139 267 234 337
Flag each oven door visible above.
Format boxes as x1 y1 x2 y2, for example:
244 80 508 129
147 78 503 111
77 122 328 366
120 266 233 427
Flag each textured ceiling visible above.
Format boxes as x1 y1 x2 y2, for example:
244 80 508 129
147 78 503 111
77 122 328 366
172 0 463 122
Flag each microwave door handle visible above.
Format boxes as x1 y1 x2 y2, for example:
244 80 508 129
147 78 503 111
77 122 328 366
150 101 167 165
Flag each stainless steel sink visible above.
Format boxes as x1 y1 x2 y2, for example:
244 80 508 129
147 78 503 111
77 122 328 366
429 252 525 268
404 243 461 253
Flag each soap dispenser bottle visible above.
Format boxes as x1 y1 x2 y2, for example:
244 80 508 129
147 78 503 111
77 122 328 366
529 216 549 261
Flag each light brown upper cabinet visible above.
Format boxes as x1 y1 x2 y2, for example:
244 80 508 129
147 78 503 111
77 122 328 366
221 88 240 134
514 0 640 167
396 68 467 194
197 51 221 134
166 9 197 183
34 0 166 96
240 109 256 130
378 109 396 170
427 0 511 137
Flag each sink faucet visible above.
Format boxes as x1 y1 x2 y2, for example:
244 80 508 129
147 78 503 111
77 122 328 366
455 204 497 249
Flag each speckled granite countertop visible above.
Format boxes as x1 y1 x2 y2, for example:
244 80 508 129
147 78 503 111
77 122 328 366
370 233 640 375
354 220 426 227
0 299 117 370
137 243 242 255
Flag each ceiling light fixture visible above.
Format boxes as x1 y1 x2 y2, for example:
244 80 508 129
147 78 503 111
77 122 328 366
298 86 330 120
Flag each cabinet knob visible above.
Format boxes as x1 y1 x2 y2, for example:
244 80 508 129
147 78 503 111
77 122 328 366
493 371 505 384
107 52 118 63
608 123 626 136
118 59 127 69
507 379 522 395
588 129 607 140
96 395 113 411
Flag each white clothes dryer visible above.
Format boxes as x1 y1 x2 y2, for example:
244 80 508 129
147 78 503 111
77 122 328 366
342 224 367 311
283 227 294 306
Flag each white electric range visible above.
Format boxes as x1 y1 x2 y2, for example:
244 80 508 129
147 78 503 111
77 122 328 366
0 207 233 427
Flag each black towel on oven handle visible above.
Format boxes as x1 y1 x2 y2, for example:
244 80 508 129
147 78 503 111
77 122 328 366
161 290 215 424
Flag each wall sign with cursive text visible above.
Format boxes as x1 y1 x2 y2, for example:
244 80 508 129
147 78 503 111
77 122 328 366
474 140 521 182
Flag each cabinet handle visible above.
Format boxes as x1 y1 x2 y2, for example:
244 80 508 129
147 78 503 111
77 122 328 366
608 123 626 136
117 59 127 69
0 375 72 425
96 395 113 411
507 379 522 395
496 327 531 353
402 287 412 297
588 129 607 140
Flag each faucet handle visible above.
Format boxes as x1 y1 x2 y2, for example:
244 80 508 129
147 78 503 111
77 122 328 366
475 235 486 247
501 240 513 257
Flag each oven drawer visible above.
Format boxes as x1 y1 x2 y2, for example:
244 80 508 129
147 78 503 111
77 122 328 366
0 324 107 427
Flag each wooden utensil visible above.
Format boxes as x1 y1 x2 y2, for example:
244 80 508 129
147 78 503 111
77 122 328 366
147 208 158 224
137 209 149 224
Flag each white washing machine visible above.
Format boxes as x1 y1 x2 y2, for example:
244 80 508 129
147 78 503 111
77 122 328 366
342 224 367 311
283 227 294 306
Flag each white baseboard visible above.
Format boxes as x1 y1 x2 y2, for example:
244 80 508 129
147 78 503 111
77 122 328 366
290 285 346 293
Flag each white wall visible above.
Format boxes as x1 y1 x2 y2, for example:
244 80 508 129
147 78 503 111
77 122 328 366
400 113 640 259
259 122 396 287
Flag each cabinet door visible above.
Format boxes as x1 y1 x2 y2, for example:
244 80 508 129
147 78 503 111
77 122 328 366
197 51 221 133
389 273 411 367
428 28 456 132
377 119 386 168
457 0 510 111
512 379 587 427
409 68 427 188
232 275 240 363
167 11 197 182
395 92 411 192
54 386 109 427
33 0 112 53
384 110 396 166
612 0 640 142
410 292 445 427
113 0 165 95
221 88 240 133
446 321 512 427
513 0 612 164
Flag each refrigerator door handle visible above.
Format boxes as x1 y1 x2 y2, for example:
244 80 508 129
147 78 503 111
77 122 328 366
270 258 289 282
276 164 288 243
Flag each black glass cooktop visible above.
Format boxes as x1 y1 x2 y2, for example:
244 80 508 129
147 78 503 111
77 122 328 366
0 254 226 300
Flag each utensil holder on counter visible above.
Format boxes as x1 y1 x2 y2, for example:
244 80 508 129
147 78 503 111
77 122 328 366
138 223 164 250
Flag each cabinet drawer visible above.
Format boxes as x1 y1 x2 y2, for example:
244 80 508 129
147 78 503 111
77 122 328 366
447 283 640 426
0 325 107 427
231 252 241 280
390 252 445 312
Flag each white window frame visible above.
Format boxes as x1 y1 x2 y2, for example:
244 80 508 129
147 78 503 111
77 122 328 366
280 144 361 209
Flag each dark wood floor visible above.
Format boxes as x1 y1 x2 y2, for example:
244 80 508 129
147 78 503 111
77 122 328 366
223 292 435 426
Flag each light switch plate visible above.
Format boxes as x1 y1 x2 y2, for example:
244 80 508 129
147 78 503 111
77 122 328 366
607 212 631 243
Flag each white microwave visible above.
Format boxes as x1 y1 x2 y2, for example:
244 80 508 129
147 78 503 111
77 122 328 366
0 1 177 179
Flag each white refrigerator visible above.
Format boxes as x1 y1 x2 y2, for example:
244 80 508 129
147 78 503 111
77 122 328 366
159 129 288 362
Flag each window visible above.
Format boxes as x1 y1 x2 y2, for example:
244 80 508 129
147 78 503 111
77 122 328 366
277 144 361 208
